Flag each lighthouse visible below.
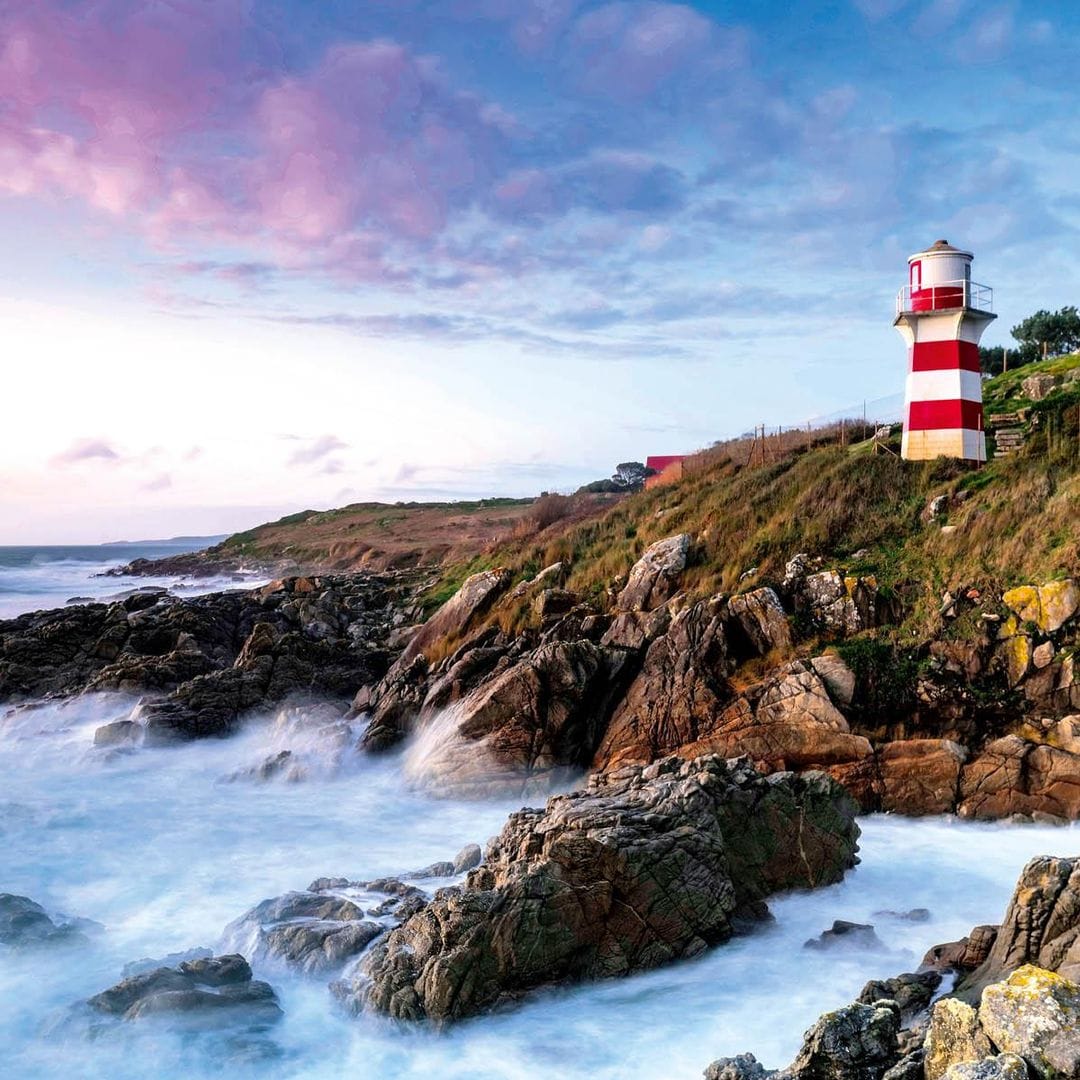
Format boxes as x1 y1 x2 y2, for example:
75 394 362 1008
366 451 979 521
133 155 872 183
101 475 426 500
893 240 995 462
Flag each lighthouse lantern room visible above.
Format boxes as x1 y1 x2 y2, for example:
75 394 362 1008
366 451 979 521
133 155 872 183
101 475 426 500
893 240 995 463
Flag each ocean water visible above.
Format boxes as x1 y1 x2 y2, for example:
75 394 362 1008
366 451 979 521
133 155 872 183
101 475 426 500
0 540 261 619
2 693 1078 1079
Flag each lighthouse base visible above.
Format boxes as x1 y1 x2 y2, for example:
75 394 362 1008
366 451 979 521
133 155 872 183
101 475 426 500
901 428 986 463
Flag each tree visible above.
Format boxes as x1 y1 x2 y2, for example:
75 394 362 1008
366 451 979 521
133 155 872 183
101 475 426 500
612 461 653 489
1011 306 1080 361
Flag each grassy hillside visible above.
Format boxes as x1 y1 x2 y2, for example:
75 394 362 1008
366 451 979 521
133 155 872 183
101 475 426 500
212 495 622 573
460 354 1080 641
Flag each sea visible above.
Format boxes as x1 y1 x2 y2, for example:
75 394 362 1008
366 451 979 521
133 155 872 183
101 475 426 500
2 543 1078 1078
0 538 258 619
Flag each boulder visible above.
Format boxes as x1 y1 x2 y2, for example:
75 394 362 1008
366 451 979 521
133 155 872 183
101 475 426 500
452 844 482 874
978 965 1080 1080
222 891 383 975
958 738 1080 821
0 893 88 948
616 534 691 612
405 640 633 796
922 926 999 974
780 1000 900 1080
925 998 994 1080
399 569 512 665
1021 373 1058 402
805 921 884 952
84 954 282 1030
1002 581 1079 635
811 655 858 708
353 755 859 1022
859 972 942 1021
727 588 793 656
793 571 881 637
93 719 142 748
957 857 1080 994
879 740 967 816
941 1056 1029 1080
705 1054 771 1080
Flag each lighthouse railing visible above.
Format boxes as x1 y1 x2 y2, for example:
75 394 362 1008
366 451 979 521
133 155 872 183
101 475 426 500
895 280 993 316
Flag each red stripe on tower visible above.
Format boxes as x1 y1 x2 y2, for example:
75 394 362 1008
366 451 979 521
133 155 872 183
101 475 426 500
893 240 996 464
910 340 982 373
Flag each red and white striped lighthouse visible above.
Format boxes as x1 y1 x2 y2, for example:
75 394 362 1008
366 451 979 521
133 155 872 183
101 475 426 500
893 240 995 462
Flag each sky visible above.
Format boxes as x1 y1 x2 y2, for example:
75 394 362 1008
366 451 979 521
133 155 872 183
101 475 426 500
2 0 1079 543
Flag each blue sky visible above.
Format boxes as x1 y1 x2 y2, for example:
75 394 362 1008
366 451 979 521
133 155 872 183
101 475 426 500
2 0 1078 541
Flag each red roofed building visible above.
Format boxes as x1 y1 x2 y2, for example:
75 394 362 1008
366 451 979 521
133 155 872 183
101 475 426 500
645 454 686 489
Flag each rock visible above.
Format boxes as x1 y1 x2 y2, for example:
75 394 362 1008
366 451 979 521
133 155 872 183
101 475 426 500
533 588 578 619
222 891 383 975
811 655 858 708
93 719 142 748
1002 582 1079 635
781 1000 900 1080
600 605 674 651
957 857 1080 994
805 921 885 952
452 844 482 874
1033 642 1055 669
727 588 793 656
123 947 214 977
405 639 632 796
884 1051 927 1080
879 740 967 816
792 571 881 637
705 1053 771 1080
394 569 511 669
616 534 691 612
0 893 88 948
924 998 994 1080
874 909 931 923
1021 373 1058 401
353 755 859 1022
859 971 941 1020
958 738 1080 821
941 1056 1029 1080
85 954 282 1030
922 926 999 974
927 495 950 521
978 966 1080 1080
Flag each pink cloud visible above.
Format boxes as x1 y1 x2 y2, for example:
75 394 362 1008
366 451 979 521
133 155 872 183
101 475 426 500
0 3 512 277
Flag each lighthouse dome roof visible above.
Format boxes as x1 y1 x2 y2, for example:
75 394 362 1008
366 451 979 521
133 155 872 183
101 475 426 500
909 238 973 262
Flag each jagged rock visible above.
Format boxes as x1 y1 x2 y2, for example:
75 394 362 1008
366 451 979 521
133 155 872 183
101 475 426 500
780 1000 900 1080
616 534 691 612
884 1051 927 1080
399 569 512 666
727 588 793 656
93 719 142 748
957 857 1080 994
406 640 633 795
1021 373 1058 402
1033 642 1055 670
353 755 859 1022
600 604 674 651
859 971 941 1020
1002 581 1079 635
941 1056 1028 1080
452 844 482 874
792 571 881 637
925 998 994 1080
958 738 1080 821
84 954 282 1029
978 965 1080 1080
0 893 89 948
533 588 578 619
805 921 884 952
811 655 857 708
706 1053 771 1080
222 891 382 975
879 740 967 816
922 926 999 974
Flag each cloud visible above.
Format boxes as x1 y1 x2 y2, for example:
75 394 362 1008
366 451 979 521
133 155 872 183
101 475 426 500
287 435 349 467
50 438 121 466
142 473 173 492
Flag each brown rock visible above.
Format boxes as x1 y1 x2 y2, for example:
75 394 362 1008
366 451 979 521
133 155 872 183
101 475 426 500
922 925 999 974
616 534 691 612
726 588 792 656
959 736 1080 821
879 739 967 815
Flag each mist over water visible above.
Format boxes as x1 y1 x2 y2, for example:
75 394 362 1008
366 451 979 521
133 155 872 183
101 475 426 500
0 541 257 618
3 692 1078 1079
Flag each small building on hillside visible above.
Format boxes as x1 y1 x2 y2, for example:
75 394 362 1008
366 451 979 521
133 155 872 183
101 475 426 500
645 455 686 489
